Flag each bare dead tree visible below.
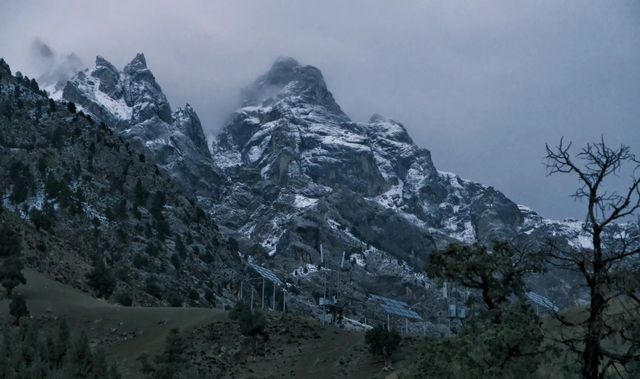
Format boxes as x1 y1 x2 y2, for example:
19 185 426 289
545 137 640 379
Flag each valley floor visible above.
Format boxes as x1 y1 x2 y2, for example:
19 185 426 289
0 270 420 378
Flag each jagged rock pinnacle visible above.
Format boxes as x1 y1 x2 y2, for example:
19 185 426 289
0 58 10 76
124 53 148 74
95 56 117 72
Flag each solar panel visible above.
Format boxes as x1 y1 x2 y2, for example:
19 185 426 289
248 262 284 286
526 291 559 312
380 303 423 320
370 294 423 321
370 294 410 308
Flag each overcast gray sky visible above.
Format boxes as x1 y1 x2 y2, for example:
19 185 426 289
1 0 639 220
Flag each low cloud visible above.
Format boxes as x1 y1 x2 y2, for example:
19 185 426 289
28 38 84 93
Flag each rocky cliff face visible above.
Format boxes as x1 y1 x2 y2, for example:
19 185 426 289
211 58 524 260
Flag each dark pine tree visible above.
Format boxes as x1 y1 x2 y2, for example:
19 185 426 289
9 293 29 325
85 259 116 298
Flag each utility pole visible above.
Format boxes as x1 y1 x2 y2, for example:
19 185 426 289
321 244 327 298
282 289 286 313
272 282 276 310
337 251 345 300
423 311 427 337
321 244 326 324
261 278 265 309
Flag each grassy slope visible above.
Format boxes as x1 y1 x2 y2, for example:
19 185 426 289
0 270 418 378
0 270 224 377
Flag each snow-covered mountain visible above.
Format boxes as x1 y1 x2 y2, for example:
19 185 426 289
207 57 599 314
212 57 529 256
56 54 600 321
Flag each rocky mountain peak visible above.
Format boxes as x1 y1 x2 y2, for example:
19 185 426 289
0 58 11 76
93 56 122 99
119 53 172 123
261 56 303 86
95 56 117 72
368 113 386 123
174 103 211 159
123 53 148 74
61 53 224 202
242 57 346 118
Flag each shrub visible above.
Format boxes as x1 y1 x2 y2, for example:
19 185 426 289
170 254 182 271
30 206 55 232
133 253 149 269
115 291 133 307
145 276 162 299
204 289 215 305
167 292 183 307
47 98 56 113
9 293 29 325
85 260 116 298
365 325 401 368
230 302 267 340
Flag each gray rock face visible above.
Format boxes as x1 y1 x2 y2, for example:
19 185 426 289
122 53 173 124
93 56 122 99
62 54 223 199
174 104 211 159
211 58 524 256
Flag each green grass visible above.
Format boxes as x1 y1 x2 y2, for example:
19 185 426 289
0 270 227 377
0 270 420 378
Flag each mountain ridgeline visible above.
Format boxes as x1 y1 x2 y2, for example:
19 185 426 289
1 54 593 323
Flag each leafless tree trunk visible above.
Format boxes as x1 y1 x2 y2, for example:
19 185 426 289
545 138 640 379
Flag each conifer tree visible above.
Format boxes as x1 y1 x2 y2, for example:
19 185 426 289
414 243 544 378
0 225 21 257
0 225 26 297
9 293 29 325
365 325 401 369
47 98 56 113
229 302 268 353
0 256 26 297
175 236 187 259
134 178 148 208
85 259 116 298
1 102 12 121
